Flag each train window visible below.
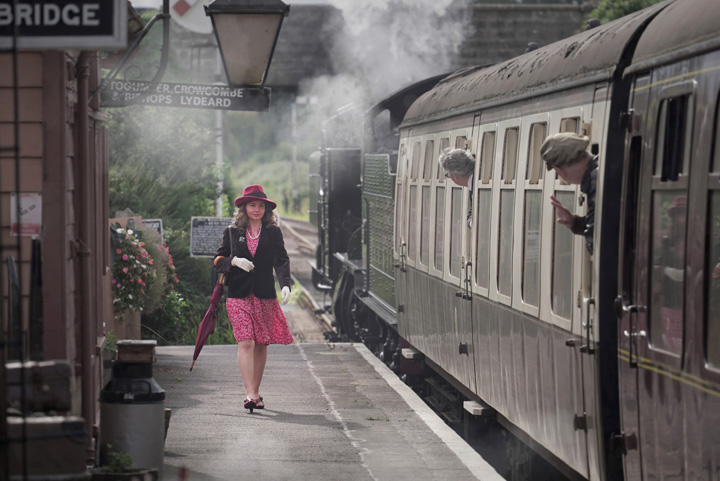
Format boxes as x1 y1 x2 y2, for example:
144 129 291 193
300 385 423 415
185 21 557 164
395 184 404 252
410 142 422 180
560 118 579 133
707 192 720 366
475 189 491 289
408 185 418 260
422 140 435 181
655 96 691 180
527 123 546 184
437 138 450 180
498 190 514 297
523 191 542 306
480 132 495 184
502 128 519 184
435 186 446 270
450 187 463 278
398 144 407 177
552 192 575 319
649 190 686 356
420 186 431 265
455 136 467 149
708 101 720 365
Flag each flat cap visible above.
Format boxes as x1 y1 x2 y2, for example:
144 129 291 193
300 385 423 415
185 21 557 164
540 133 590 170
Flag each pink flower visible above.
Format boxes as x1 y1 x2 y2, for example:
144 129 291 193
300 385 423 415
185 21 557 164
123 254 128 261
116 249 121 254
123 267 128 273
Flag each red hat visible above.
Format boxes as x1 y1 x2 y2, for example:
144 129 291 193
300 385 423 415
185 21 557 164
234 184 277 210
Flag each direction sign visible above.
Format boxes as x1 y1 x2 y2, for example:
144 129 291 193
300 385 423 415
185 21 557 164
100 80 270 111
142 218 164 243
0 0 126 50
190 216 233 257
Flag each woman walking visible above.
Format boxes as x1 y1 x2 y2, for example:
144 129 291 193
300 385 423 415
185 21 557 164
214 184 293 412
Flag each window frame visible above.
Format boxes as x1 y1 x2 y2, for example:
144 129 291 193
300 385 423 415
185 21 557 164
488 120 521 306
644 82 695 361
428 135 448 279
513 115 549 317
443 129 472 285
540 107 585 332
405 141 423 264
471 124 498 297
705 93 720 374
418 135 437 271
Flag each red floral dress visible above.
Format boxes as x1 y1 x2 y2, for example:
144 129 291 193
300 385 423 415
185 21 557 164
226 227 294 345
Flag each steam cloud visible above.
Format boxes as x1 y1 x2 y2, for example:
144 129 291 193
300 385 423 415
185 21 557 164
297 0 473 138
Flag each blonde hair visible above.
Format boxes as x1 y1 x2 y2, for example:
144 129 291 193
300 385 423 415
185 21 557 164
233 202 277 233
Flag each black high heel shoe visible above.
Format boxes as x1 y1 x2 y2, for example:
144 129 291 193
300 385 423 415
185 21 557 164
254 397 264 410
243 398 256 413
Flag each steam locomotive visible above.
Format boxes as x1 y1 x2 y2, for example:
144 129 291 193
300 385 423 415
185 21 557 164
310 0 720 479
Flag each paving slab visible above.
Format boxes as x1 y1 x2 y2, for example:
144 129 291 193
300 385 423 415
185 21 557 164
155 343 504 481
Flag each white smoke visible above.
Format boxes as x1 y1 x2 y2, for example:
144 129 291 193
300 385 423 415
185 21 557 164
328 0 472 101
294 0 473 152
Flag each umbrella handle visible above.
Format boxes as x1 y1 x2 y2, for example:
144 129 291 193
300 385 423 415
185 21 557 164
190 359 196 371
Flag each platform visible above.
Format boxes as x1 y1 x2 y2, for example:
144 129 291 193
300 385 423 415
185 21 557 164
156 343 505 481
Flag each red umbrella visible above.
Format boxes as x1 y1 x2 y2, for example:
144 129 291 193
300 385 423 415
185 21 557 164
190 278 225 371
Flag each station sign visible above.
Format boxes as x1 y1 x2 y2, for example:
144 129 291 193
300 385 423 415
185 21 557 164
100 80 271 112
0 0 126 50
142 218 164 243
10 192 41 236
190 216 233 257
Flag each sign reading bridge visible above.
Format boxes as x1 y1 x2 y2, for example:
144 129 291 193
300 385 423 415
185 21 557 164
100 80 270 112
0 0 126 50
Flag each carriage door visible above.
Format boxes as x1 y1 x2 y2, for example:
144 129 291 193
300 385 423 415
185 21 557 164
455 132 475 390
394 138 411 337
616 73 649 481
619 74 694 480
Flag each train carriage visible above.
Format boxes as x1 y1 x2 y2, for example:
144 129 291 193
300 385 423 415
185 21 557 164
393 3 675 478
312 0 720 479
616 0 720 478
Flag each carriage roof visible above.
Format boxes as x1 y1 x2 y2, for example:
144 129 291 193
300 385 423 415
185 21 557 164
400 0 673 127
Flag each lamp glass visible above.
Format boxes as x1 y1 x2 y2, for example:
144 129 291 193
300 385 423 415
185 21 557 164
213 13 283 87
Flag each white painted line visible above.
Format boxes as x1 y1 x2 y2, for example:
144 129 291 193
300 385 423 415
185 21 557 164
353 343 505 481
297 344 379 481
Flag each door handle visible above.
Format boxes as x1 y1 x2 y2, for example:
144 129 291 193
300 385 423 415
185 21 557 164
463 261 473 300
623 330 646 338
581 298 595 354
396 242 407 272
625 305 646 369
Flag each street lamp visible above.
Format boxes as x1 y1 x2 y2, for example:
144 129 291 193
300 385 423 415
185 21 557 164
205 0 290 88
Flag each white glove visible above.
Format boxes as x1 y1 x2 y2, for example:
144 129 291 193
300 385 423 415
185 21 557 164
281 286 291 305
231 256 254 272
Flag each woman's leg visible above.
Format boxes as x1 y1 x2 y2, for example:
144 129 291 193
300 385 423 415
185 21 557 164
237 340 258 399
252 344 268 397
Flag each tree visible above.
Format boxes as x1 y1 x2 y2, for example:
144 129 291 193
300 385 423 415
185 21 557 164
107 105 236 345
588 0 664 24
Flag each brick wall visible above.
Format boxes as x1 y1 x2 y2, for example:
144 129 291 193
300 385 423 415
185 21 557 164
457 4 590 68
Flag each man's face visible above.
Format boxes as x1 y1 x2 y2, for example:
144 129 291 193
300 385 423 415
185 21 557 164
551 159 586 185
445 171 466 187
552 166 571 183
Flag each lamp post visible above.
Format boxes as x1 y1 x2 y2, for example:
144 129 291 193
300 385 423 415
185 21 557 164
205 0 290 88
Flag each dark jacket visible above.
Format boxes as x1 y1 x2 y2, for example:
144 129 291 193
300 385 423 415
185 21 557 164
213 224 292 299
569 155 598 254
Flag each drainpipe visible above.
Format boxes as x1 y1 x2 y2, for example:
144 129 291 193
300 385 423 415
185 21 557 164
76 51 95 463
